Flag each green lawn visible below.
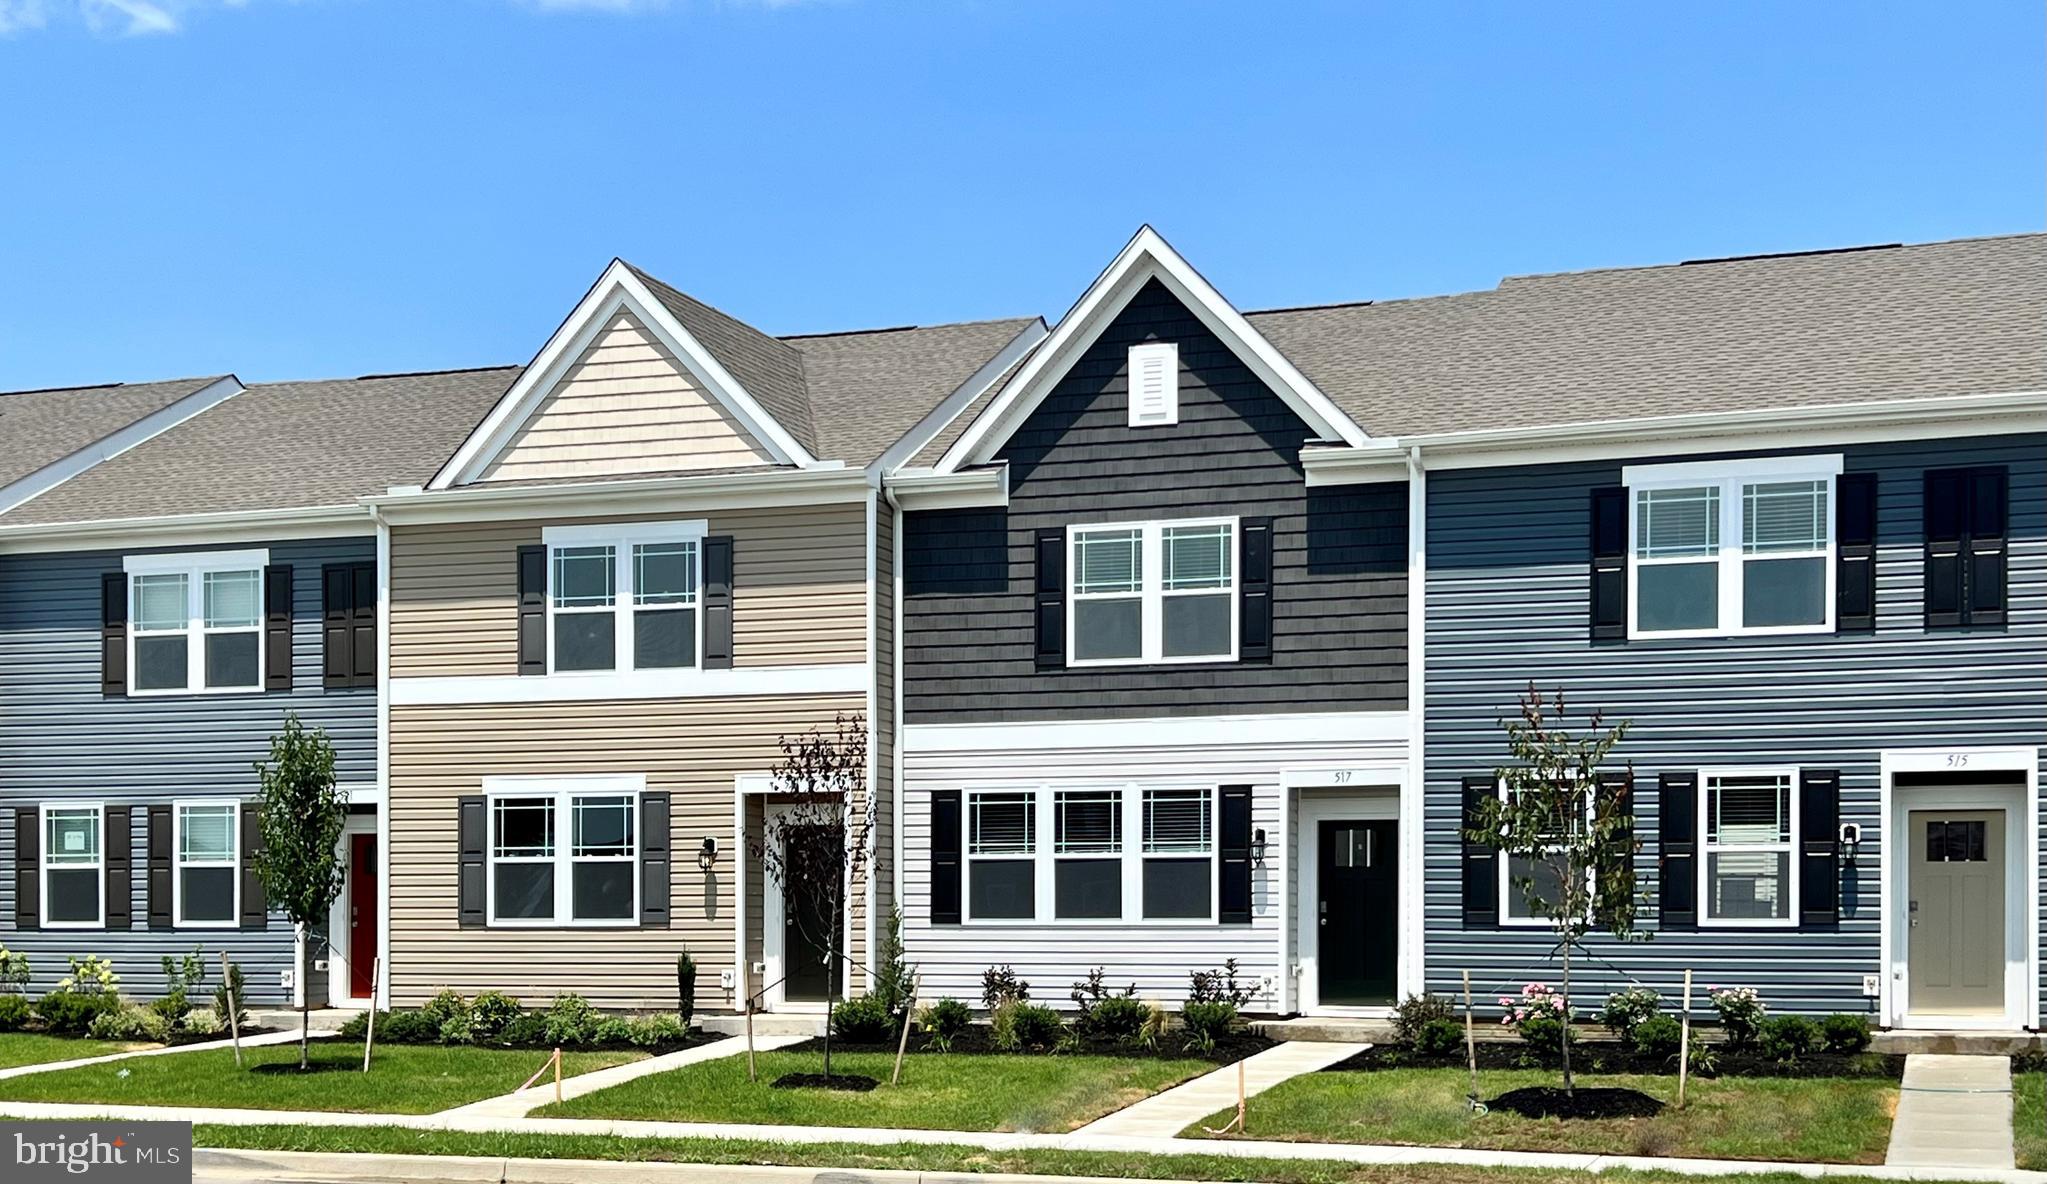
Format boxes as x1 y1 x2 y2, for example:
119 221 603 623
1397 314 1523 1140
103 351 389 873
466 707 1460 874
0 1032 144 1070
1188 1068 1897 1164
544 1050 1210 1132
2015 1072 2044 1169
194 1124 1885 1184
0 1040 641 1114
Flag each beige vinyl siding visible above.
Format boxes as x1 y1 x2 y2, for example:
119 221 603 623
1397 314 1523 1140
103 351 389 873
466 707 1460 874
478 310 771 482
388 503 868 678
389 694 866 1011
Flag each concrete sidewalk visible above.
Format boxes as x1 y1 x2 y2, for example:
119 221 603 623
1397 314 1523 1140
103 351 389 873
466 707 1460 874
438 1033 810 1119
0 1026 338 1082
1887 1054 2015 1171
1072 1040 1365 1136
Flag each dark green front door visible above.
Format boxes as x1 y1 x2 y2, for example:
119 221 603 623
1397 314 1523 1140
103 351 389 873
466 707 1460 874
1318 820 1397 1006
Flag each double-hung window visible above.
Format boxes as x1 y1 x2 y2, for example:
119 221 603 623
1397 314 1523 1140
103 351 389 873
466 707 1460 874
174 801 239 927
1626 457 1839 638
486 782 639 926
1069 519 1236 664
1700 770 1797 927
966 791 1035 920
126 550 267 693
543 522 703 674
1053 790 1121 919
1141 788 1213 919
1497 784 1587 926
42 804 104 928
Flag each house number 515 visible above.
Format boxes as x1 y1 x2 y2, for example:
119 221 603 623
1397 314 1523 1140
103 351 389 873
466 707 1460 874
1946 754 1970 768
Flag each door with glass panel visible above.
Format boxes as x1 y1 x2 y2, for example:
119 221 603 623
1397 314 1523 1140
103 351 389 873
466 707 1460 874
1908 809 2004 1015
777 822 845 1004
1317 820 1396 1005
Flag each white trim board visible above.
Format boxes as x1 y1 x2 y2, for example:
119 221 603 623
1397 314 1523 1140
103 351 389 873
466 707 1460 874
0 505 369 555
903 711 1412 754
368 466 873 527
432 259 816 489
871 320 1048 476
0 376 246 516
1293 787 1403 1015
390 663 871 707
935 226 1368 473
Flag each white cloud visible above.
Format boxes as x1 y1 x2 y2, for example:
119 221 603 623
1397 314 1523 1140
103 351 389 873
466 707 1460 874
0 1 50 35
81 0 178 34
0 0 825 37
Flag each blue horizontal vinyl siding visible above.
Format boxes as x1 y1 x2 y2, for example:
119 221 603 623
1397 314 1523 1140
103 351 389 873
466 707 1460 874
1423 434 2047 1018
0 537 375 1003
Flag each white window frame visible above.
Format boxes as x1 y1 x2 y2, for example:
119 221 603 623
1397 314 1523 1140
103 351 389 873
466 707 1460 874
957 783 1221 926
40 801 105 930
1127 342 1180 427
1623 455 1842 640
1495 780 1593 929
482 775 643 928
123 549 270 697
1697 766 1801 930
172 799 240 929
1066 517 1239 667
542 521 706 677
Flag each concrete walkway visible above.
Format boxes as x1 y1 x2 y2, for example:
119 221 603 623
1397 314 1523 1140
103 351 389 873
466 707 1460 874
438 1033 810 1119
1886 1053 2016 1171
0 1026 338 1082
1073 1039 1366 1136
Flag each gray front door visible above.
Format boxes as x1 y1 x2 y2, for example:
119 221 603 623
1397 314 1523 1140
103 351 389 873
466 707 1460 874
1908 809 2005 1015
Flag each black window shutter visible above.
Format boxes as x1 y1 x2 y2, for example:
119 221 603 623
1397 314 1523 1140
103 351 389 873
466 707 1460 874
1219 784 1254 924
1460 775 1498 928
350 562 378 686
1033 528 1066 670
1589 486 1628 640
1238 519 1273 662
1657 771 1698 930
516 545 547 675
263 564 293 691
147 804 173 930
1966 468 2008 627
1593 771 1634 930
104 806 131 931
1924 470 1966 628
1799 769 1841 928
457 795 487 927
702 535 735 670
322 564 353 688
930 790 962 925
14 807 38 930
239 803 267 929
101 572 127 698
1836 472 1878 633
640 792 670 928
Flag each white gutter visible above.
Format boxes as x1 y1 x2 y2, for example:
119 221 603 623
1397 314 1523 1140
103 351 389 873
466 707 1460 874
0 503 368 554
884 464 1008 511
369 465 875 524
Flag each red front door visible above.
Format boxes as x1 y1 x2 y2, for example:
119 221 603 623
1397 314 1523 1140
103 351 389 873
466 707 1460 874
348 834 378 999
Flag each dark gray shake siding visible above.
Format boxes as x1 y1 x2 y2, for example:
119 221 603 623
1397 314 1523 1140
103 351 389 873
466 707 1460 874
903 278 1407 722
1423 434 2046 1016
0 537 376 1004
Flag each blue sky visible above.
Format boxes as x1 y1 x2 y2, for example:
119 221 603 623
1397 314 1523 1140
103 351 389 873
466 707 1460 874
0 1 2039 390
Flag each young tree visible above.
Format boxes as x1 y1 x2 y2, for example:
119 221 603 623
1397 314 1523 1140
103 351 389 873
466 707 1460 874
252 713 349 1071
1465 684 1640 1096
755 713 871 1082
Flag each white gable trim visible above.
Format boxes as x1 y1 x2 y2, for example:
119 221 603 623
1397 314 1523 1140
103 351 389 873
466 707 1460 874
870 318 1048 476
0 376 246 515
935 226 1368 473
431 260 815 489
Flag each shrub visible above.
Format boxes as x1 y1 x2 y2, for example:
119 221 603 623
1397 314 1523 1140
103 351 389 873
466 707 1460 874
1417 1017 1464 1057
1600 986 1661 1047
89 1004 170 1044
438 1012 476 1045
377 1010 441 1044
150 949 208 1029
337 1009 377 1039
212 959 248 1031
499 1012 549 1047
36 988 119 1035
1709 985 1766 1047
1179 1001 1239 1053
675 950 697 1032
1499 983 1570 1052
832 994 898 1044
0 994 31 1031
183 1010 222 1037
0 946 32 994
1819 1013 1872 1054
542 994 600 1046
628 1014 686 1048
991 999 1062 1051
1758 1014 1818 1062
55 955 119 996
1392 992 1457 1048
469 991 523 1040
1187 960 1255 1007
421 989 469 1029
873 909 913 1022
1633 1014 1684 1059
591 1017 634 1046
918 998 972 1052
980 965 1030 1009
1137 999 1170 1052
1075 994 1149 1043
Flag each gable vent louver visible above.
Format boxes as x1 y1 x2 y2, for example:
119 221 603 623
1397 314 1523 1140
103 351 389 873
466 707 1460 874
1127 342 1179 427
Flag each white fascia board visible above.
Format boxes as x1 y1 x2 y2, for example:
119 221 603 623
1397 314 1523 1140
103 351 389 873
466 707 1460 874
1302 444 1411 486
884 464 1008 511
870 319 1049 477
390 662 871 706
936 226 1369 473
1406 389 2047 471
0 504 370 555
903 710 1411 754
369 465 875 526
1623 453 1843 486
431 261 816 490
0 376 246 515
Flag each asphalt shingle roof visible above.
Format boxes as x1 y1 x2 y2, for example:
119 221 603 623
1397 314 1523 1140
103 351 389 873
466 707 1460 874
0 376 224 489
789 318 1042 464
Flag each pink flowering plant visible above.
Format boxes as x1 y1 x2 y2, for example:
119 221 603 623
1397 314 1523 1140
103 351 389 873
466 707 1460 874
1499 982 1573 1053
1708 985 1767 1047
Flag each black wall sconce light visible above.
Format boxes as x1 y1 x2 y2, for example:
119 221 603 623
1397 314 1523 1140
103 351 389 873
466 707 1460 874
1838 822 1861 865
1251 828 1269 868
697 836 719 871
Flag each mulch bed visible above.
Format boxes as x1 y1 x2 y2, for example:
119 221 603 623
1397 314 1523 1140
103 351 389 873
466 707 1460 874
787 1029 1273 1065
1486 1085 1664 1120
1327 1041 1903 1080
249 1061 360 1076
770 1072 878 1091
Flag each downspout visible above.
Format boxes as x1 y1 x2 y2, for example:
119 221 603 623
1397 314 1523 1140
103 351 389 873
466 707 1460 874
1404 443 1427 1001
370 503 393 1011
